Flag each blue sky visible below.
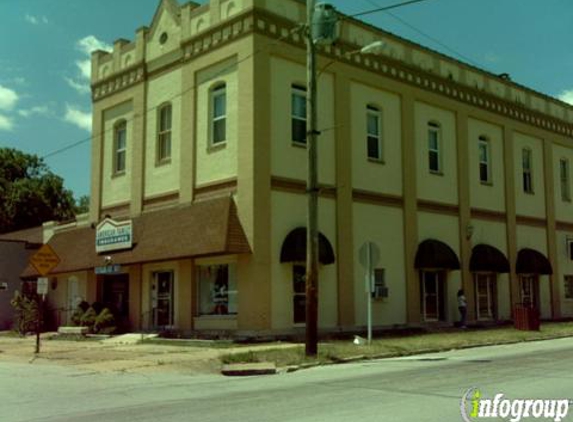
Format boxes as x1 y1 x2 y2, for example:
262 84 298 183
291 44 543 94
0 0 572 199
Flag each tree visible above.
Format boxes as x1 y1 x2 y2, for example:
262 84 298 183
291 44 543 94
75 195 90 214
0 148 77 234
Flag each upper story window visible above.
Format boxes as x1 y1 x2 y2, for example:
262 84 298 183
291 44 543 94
157 103 172 163
367 105 383 161
522 148 533 194
560 158 571 202
291 84 307 145
427 121 441 173
478 136 491 184
211 83 226 145
113 120 127 175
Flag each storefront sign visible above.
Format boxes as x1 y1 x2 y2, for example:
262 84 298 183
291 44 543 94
95 264 122 275
95 218 133 253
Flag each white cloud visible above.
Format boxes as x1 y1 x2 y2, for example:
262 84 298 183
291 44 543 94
0 114 14 131
64 104 91 132
18 105 51 118
0 85 18 110
64 77 90 95
66 35 112 95
25 14 48 25
558 89 573 105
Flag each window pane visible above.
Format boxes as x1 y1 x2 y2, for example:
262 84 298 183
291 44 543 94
292 93 306 118
116 151 126 172
160 106 172 131
479 142 487 162
116 127 126 150
429 150 439 171
428 130 438 150
292 119 306 144
480 162 488 182
213 118 226 144
198 264 237 315
367 113 379 135
522 149 531 169
367 136 380 159
159 133 171 160
214 92 226 118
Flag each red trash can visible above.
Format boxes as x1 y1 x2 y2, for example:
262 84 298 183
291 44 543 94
514 304 540 331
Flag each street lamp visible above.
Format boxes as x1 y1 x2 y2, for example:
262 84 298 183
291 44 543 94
305 1 384 357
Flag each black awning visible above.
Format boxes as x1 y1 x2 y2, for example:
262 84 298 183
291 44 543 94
470 244 510 273
516 248 552 275
280 227 335 265
414 239 460 270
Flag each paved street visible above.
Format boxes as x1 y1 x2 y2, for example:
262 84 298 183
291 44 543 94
2 338 573 422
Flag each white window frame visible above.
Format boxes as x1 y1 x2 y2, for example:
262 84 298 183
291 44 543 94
428 122 442 174
478 136 491 184
522 148 534 194
474 273 496 320
366 105 383 162
113 120 127 175
151 271 174 328
291 84 307 145
210 83 227 145
157 103 172 164
560 158 570 202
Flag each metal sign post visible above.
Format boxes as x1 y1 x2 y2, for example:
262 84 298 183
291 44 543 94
35 277 49 354
359 241 380 345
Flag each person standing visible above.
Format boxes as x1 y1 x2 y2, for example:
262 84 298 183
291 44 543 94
457 289 468 328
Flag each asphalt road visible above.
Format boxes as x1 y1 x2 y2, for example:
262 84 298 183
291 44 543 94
3 338 573 422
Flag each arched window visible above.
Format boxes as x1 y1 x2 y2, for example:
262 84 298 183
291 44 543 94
478 135 491 184
427 121 441 173
522 148 533 193
291 84 306 145
210 83 226 145
366 105 383 161
113 120 127 174
157 103 172 163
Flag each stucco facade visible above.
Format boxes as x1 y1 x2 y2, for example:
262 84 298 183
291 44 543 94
27 0 573 336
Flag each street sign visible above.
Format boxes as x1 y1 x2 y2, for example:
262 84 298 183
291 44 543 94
30 244 60 276
36 277 48 295
358 241 380 270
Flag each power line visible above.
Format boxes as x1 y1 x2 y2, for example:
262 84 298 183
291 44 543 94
362 0 485 70
350 0 433 18
41 24 304 161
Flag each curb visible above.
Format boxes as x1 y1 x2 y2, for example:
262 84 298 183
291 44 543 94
221 362 277 376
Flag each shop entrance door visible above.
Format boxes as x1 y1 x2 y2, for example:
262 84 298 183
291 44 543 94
102 274 129 330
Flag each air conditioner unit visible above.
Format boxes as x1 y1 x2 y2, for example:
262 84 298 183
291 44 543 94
373 286 388 299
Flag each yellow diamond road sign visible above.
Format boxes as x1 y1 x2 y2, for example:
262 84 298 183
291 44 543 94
30 244 61 276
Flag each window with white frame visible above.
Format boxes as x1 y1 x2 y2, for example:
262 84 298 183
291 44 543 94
157 103 172 163
428 121 441 173
564 275 573 299
197 263 237 315
372 268 388 299
560 158 570 201
478 136 491 184
522 148 534 193
367 105 383 161
291 84 307 145
113 120 127 174
151 271 174 327
210 83 227 145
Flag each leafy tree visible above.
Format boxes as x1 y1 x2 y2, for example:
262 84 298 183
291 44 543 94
75 195 90 214
0 148 77 233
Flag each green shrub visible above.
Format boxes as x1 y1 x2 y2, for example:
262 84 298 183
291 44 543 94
10 292 39 335
79 307 97 328
94 308 116 334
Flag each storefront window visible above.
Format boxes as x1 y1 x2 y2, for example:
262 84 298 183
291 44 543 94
197 263 237 315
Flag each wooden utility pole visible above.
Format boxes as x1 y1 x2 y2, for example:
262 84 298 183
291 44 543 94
305 0 319 357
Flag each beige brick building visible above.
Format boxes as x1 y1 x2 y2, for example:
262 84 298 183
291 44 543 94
25 0 573 336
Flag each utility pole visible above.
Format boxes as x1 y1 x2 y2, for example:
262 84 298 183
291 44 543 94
305 1 338 357
305 0 319 357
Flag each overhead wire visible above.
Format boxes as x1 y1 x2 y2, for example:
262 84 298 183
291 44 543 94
40 0 435 161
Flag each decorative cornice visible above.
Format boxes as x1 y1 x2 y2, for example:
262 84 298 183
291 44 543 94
194 178 238 199
92 64 146 102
